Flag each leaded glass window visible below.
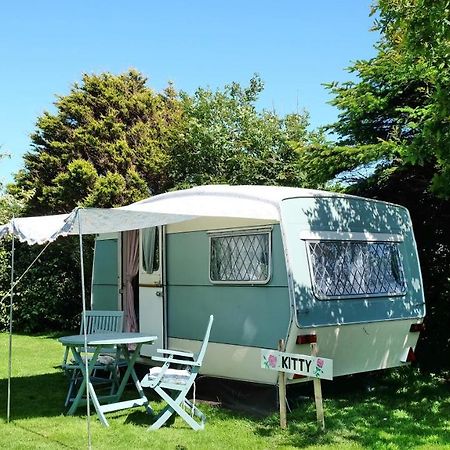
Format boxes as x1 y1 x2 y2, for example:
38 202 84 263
210 230 271 283
307 240 406 299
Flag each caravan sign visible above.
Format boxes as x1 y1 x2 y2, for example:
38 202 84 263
261 349 333 380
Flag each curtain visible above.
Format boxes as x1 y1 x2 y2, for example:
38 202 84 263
123 230 139 332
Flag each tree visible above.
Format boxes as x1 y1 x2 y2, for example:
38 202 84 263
169 76 314 189
12 72 322 210
12 70 183 214
296 0 450 196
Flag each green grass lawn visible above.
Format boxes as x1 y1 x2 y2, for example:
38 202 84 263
1 332 449 450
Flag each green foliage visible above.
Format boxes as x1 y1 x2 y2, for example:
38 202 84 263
293 140 397 188
13 69 182 214
0 237 87 333
0 192 26 225
169 75 313 188
320 0 450 197
11 71 323 209
50 159 98 209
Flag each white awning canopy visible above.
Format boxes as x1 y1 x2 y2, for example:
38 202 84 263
2 208 195 245
0 185 345 245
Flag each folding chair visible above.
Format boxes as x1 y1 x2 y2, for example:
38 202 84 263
62 310 124 407
141 315 214 430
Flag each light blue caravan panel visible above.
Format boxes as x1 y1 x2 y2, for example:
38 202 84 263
166 225 291 349
91 238 119 311
281 197 425 328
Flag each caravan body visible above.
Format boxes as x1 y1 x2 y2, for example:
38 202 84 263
92 186 425 385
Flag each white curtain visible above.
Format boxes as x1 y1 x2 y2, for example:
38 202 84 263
123 230 139 332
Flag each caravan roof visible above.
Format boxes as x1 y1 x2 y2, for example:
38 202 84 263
123 184 354 221
1 185 402 245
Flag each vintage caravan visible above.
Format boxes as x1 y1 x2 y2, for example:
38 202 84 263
91 185 425 385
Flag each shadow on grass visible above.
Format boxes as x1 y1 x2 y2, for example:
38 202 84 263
120 369 450 448
124 397 252 430
0 372 67 420
123 410 154 427
254 369 450 448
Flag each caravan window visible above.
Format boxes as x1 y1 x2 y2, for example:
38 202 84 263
209 229 271 284
142 227 160 274
307 240 406 299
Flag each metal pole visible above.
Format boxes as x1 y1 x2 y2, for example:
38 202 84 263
7 232 15 423
78 211 92 450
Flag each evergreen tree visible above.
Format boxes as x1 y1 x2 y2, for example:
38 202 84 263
296 0 450 197
12 69 182 214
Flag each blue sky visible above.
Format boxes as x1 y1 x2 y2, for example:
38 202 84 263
0 1 378 184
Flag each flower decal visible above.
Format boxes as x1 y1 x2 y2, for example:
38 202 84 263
263 353 278 369
268 354 278 368
314 358 325 377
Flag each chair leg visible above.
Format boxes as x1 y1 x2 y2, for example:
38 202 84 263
150 387 204 431
64 369 80 407
149 389 177 429
150 406 176 430
184 398 206 424
109 365 121 394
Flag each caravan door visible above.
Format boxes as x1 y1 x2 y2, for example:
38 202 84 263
139 227 165 357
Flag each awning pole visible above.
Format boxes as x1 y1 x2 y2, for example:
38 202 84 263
7 231 15 423
78 211 92 450
0 241 51 305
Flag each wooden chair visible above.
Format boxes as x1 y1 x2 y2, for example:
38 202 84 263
140 315 214 430
62 310 124 407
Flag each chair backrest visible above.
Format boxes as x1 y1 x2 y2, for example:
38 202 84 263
80 310 124 334
195 315 214 366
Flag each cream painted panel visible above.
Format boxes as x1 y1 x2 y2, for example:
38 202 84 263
288 319 422 379
169 339 279 385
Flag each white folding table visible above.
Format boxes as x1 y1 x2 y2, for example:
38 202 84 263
59 332 157 426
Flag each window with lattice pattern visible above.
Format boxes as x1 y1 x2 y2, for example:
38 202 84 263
210 230 271 283
307 240 406 299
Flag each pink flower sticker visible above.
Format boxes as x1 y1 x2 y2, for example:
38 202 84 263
316 358 324 369
268 354 278 368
